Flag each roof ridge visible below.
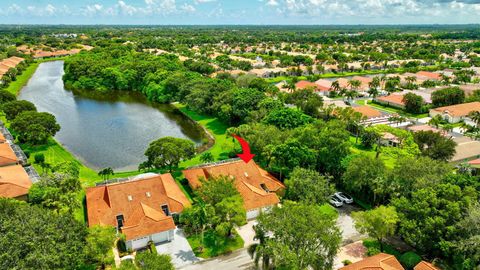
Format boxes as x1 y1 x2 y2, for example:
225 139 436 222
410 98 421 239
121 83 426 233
242 181 268 196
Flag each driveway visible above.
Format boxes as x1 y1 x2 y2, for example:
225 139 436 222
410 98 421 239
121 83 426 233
237 220 258 248
336 204 366 245
155 228 200 268
179 248 254 270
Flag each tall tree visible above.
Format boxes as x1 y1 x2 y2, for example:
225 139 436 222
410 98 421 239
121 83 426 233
285 167 334 205
352 206 399 251
85 226 117 269
141 137 195 172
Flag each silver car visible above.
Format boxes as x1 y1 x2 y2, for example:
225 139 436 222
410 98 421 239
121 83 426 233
334 192 354 204
329 195 343 207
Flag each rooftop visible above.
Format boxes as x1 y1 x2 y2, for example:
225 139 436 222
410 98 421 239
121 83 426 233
431 101 480 117
0 164 32 198
339 253 405 270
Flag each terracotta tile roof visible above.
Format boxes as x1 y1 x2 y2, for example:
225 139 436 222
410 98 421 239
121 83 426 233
86 173 190 240
431 102 480 117
468 158 480 165
414 261 440 270
295 81 321 91
353 106 383 119
416 71 442 80
340 253 405 270
376 94 405 107
0 143 19 167
0 164 32 198
183 159 285 211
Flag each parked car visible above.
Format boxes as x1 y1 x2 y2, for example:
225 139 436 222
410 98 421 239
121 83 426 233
329 195 343 207
334 192 354 204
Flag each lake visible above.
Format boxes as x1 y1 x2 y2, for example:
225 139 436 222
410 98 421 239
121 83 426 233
18 61 204 171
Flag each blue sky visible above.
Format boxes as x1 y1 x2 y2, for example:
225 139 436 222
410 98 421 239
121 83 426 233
1 0 480 25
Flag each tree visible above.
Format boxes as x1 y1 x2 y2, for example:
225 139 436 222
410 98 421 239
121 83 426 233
253 201 341 270
141 137 195 172
392 184 474 259
0 198 87 270
180 199 215 250
285 167 334 205
431 87 465 107
361 128 381 148
342 154 388 205
1 100 37 120
402 93 424 114
10 111 60 144
352 206 399 252
413 130 456 161
136 252 175 270
263 107 312 130
468 110 480 127
196 176 246 237
0 90 16 105
199 152 214 163
98 167 114 180
85 226 116 269
454 203 480 268
285 88 323 117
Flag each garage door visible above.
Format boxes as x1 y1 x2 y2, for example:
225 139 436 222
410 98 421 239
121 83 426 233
246 209 260 219
131 236 150 250
151 231 169 243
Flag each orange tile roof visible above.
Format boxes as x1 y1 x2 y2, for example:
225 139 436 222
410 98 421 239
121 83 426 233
0 164 32 198
183 159 285 211
414 261 440 270
0 133 6 143
377 94 405 107
0 143 19 167
353 106 383 119
295 81 321 91
86 173 190 240
431 102 480 117
340 253 405 270
417 71 442 80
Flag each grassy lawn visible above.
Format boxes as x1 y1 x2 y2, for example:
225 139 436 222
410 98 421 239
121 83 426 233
366 101 429 119
5 63 40 95
174 103 235 169
187 229 244 258
356 99 367 105
349 136 396 169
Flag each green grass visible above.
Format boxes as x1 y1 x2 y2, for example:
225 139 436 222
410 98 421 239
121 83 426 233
356 99 366 105
187 229 245 258
349 136 396 169
5 63 40 95
366 100 429 119
174 103 235 169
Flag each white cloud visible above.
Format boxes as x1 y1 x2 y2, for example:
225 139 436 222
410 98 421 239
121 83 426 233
266 0 279 6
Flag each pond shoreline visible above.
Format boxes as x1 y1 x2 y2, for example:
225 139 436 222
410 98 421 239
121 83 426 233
15 59 215 177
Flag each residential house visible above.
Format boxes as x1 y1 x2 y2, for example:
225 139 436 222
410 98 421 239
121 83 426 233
0 143 19 167
375 94 406 109
381 132 401 147
339 253 405 270
86 174 191 250
352 105 383 119
414 261 441 270
451 136 480 163
0 164 32 200
407 125 448 136
183 159 285 220
429 102 480 123
416 71 442 81
352 76 373 91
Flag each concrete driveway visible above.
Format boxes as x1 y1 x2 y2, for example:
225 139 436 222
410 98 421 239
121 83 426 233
237 220 259 248
336 204 366 245
155 228 200 268
179 248 254 270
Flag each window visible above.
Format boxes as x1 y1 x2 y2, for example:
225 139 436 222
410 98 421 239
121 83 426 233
161 205 170 216
260 183 270 192
116 214 124 229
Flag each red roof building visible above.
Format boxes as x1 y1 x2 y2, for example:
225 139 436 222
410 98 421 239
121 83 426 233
183 159 285 219
340 253 405 270
86 174 190 250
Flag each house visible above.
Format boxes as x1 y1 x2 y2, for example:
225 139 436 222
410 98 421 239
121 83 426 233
407 125 448 136
414 261 440 270
0 164 32 200
339 253 404 270
376 94 406 109
183 159 285 220
295 80 320 91
352 105 383 119
352 76 372 91
381 132 400 147
86 174 190 250
416 71 442 81
0 143 19 167
451 136 480 163
429 102 480 123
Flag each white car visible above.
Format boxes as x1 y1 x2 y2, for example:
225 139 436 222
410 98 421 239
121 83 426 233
334 192 354 204
329 196 343 207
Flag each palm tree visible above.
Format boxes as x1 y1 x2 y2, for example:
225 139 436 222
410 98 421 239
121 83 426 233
248 224 272 269
98 167 114 181
331 80 341 93
405 76 417 84
348 79 361 92
345 90 357 102
469 111 480 127
428 115 443 129
441 74 451 86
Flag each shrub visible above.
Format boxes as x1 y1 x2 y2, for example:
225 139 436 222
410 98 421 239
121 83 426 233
342 260 352 266
399 252 422 269
363 239 381 256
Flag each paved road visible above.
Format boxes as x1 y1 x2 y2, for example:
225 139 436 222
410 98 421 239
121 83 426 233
179 248 255 270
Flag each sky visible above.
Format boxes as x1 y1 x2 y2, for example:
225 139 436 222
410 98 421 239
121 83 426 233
0 0 480 25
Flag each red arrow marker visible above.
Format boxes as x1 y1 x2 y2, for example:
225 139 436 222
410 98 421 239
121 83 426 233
232 134 255 163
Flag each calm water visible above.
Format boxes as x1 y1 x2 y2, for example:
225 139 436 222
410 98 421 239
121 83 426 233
19 61 204 171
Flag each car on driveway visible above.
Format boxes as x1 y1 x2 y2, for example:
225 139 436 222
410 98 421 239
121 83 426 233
330 195 343 207
334 192 354 204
